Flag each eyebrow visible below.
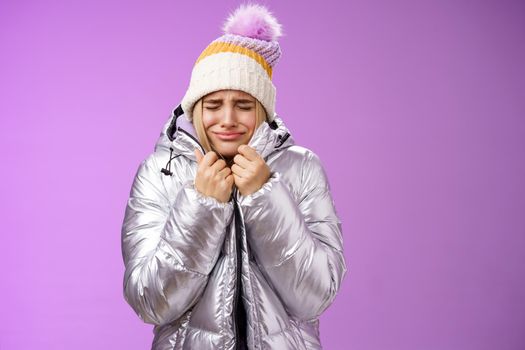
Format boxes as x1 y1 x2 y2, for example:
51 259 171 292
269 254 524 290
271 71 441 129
203 98 254 104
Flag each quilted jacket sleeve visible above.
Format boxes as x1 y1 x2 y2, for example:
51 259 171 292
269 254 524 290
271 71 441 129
238 150 347 321
121 154 234 326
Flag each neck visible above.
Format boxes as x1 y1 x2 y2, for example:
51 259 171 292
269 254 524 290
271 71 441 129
225 157 234 167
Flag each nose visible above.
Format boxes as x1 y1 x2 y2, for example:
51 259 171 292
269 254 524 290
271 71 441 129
220 105 237 127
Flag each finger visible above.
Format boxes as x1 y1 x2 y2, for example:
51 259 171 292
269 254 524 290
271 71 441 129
218 165 232 179
233 154 251 169
202 151 219 167
232 173 244 185
231 163 249 178
194 148 203 164
225 174 234 185
210 157 228 173
237 144 260 161
225 175 235 193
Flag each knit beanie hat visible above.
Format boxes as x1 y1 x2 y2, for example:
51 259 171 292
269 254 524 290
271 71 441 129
180 3 283 123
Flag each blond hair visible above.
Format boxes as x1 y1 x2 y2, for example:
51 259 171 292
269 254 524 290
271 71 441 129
192 97 268 158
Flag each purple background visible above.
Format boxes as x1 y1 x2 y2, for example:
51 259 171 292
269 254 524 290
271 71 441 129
1 0 524 349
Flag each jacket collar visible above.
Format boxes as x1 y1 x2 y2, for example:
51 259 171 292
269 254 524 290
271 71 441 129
155 105 295 162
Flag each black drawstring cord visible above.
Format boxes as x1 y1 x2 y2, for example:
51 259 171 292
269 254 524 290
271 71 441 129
161 147 180 176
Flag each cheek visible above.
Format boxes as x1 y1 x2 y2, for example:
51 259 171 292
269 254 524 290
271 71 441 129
242 113 257 132
201 112 217 129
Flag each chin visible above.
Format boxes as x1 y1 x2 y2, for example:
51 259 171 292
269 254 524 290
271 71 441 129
213 144 241 158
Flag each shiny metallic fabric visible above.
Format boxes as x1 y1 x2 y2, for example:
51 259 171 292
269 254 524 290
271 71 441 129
121 106 347 349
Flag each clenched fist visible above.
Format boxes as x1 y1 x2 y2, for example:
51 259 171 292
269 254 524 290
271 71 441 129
194 149 234 203
231 144 271 196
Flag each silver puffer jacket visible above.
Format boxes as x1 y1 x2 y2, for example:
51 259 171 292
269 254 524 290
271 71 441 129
121 105 347 349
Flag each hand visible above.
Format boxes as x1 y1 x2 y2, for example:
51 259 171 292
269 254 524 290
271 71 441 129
194 149 234 203
231 144 271 196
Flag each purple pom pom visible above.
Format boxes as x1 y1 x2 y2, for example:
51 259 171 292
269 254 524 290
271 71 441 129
222 3 283 41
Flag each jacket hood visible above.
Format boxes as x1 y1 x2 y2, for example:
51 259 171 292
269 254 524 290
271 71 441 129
154 104 295 163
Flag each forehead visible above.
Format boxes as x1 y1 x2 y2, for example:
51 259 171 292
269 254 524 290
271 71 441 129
203 90 254 101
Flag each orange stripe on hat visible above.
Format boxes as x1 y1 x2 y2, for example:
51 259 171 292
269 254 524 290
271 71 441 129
195 41 273 79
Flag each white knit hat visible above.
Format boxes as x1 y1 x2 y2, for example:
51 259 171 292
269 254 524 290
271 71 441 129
180 3 283 123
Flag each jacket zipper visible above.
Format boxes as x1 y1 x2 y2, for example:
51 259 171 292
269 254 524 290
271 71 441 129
174 122 290 349
179 125 244 347
232 186 242 349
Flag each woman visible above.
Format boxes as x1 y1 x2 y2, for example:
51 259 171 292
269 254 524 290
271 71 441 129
121 4 347 349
